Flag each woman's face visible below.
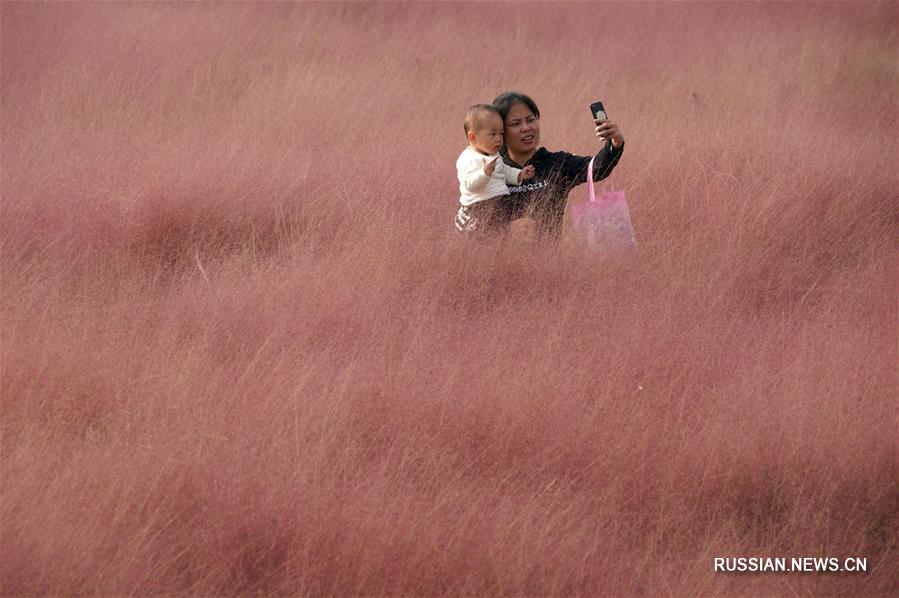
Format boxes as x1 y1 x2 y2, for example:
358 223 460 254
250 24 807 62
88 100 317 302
503 102 540 156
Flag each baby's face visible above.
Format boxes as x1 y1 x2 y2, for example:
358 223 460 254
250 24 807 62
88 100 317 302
471 112 504 155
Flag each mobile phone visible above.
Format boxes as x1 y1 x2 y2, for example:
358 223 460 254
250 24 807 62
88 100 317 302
590 101 607 121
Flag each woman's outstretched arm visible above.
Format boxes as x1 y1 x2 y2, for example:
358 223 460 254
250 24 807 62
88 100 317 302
558 139 624 186
558 118 626 185
589 118 625 181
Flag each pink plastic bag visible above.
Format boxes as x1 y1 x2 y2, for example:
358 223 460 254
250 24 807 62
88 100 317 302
570 156 637 254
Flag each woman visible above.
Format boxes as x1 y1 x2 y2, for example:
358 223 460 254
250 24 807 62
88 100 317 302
491 91 625 240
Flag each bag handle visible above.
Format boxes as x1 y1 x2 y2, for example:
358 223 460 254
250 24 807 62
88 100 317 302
587 155 616 203
587 156 596 203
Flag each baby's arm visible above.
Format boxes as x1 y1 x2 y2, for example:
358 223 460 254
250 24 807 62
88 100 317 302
506 164 535 184
503 163 522 186
458 154 491 192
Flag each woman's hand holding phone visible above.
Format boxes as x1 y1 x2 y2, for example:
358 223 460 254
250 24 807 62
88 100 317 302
590 101 624 149
595 120 624 148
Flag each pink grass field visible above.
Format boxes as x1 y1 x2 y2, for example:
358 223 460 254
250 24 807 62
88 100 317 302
1 2 896 596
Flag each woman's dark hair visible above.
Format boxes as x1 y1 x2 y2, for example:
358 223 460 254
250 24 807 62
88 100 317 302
492 91 540 122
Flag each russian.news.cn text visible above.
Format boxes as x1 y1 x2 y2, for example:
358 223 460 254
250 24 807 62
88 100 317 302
714 557 867 573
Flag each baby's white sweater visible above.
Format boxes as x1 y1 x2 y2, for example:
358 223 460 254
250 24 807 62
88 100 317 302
456 147 522 207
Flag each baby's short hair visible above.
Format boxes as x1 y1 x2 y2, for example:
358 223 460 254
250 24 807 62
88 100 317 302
464 104 501 135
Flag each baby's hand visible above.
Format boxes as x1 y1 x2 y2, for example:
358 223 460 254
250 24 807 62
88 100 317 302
518 165 535 183
483 155 499 176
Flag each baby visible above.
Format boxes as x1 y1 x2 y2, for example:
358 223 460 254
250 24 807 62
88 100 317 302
454 104 535 234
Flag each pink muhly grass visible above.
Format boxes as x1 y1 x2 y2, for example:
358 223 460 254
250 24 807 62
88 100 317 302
2 2 896 596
